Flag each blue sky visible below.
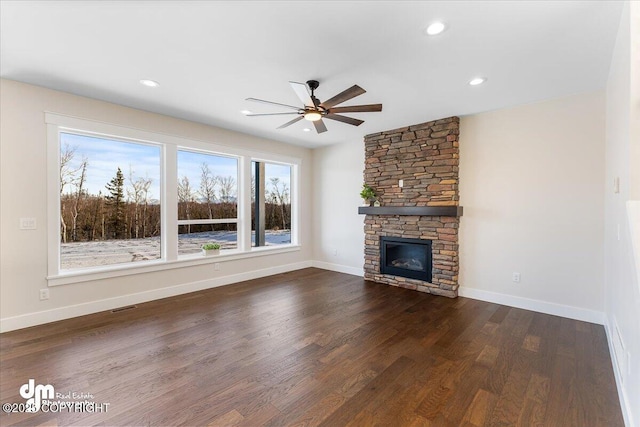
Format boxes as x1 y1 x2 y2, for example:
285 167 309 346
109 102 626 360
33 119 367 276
177 150 238 195
62 133 291 201
263 163 292 195
62 133 161 197
177 151 291 198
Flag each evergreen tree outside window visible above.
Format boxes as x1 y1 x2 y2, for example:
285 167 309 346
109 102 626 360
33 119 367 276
59 133 161 270
46 114 300 284
105 167 126 239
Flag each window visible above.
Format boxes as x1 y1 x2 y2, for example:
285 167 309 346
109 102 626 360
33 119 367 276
177 150 239 256
58 132 161 271
252 161 292 247
46 113 300 285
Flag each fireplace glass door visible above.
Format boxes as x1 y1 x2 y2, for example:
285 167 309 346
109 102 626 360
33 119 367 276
380 236 432 282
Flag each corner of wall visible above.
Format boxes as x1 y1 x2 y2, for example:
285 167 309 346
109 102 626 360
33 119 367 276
603 2 640 426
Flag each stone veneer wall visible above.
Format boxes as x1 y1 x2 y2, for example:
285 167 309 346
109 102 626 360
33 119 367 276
363 116 460 297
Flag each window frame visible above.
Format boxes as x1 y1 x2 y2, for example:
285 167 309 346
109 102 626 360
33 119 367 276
46 113 301 286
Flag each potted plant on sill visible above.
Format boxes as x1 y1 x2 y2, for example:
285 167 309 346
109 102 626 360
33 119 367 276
360 183 377 206
202 243 221 256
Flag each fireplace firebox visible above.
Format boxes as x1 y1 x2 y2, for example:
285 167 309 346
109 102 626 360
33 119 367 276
380 236 432 282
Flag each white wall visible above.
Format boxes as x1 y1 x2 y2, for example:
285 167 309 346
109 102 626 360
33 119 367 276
0 79 313 332
311 140 364 276
458 91 606 322
604 2 640 426
631 0 640 201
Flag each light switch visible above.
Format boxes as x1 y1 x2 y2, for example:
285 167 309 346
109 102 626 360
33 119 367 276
19 218 36 230
399 179 404 188
614 177 620 194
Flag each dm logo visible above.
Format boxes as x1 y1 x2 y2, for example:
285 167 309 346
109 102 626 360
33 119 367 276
19 379 54 412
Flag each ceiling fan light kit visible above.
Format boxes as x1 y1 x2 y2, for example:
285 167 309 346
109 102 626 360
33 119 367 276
245 79 382 134
304 111 322 121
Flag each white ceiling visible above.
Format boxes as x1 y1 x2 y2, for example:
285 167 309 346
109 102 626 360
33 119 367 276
0 1 623 148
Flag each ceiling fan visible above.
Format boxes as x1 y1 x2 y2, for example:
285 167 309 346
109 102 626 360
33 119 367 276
245 80 382 134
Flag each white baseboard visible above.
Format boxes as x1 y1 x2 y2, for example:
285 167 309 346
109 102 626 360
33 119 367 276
458 286 605 325
604 317 634 427
311 260 364 277
307 267 604 324
0 261 312 333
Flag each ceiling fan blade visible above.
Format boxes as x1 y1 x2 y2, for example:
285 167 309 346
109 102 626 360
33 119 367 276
277 116 304 129
313 119 328 134
289 81 315 108
246 112 301 116
324 114 364 126
329 104 382 114
319 85 366 109
246 97 301 111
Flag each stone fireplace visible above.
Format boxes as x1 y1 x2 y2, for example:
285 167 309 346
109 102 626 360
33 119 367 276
361 116 461 298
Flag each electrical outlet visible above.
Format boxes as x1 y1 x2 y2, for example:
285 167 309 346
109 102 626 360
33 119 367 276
39 289 49 300
512 272 521 283
20 218 36 230
333 248 338 256
214 263 220 271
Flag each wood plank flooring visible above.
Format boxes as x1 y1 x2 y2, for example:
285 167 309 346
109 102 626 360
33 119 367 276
0 268 623 426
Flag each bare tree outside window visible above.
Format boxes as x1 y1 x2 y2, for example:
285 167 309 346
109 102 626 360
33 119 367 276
59 133 161 270
56 131 295 271
199 163 217 230
177 151 239 255
59 143 79 243
178 175 195 234
128 166 143 239
251 162 292 247
70 157 88 242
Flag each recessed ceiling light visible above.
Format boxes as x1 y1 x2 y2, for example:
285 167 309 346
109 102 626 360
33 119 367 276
303 128 311 132
425 22 446 36
139 79 160 88
241 110 252 115
468 77 487 86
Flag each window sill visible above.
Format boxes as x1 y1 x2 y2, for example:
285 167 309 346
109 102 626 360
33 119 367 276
47 245 301 286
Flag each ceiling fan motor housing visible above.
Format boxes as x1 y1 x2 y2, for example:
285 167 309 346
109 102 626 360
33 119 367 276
306 80 320 91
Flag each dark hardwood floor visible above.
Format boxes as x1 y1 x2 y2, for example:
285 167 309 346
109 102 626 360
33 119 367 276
0 268 623 426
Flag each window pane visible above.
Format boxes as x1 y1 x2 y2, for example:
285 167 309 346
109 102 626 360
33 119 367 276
59 133 161 270
177 151 238 220
251 162 292 247
178 223 238 256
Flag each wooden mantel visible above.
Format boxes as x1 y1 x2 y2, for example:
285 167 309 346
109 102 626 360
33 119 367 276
358 206 463 217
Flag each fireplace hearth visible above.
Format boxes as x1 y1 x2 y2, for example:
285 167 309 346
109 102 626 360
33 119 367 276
380 236 432 282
